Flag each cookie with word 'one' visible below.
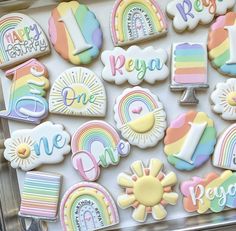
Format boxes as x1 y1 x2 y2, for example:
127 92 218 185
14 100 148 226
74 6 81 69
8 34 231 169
167 0 235 33
164 111 217 171
110 0 167 46
117 159 178 222
0 59 49 124
48 1 102 65
49 67 106 117
60 182 119 231
211 79 236 120
0 13 50 69
4 121 71 171
114 87 167 149
71 120 130 181
101 46 169 86
181 170 236 214
208 12 236 77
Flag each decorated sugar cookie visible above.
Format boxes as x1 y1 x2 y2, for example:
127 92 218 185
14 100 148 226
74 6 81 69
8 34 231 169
110 0 167 46
117 159 178 222
208 12 236 76
114 87 166 149
19 171 62 220
167 0 235 33
49 1 102 65
0 59 49 124
171 43 208 105
4 121 71 171
60 182 119 231
101 46 169 86
213 124 236 171
71 120 130 181
181 170 236 214
0 13 50 69
211 79 236 120
164 111 217 171
49 67 106 117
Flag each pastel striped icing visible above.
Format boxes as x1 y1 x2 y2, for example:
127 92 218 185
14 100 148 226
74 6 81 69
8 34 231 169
19 171 61 220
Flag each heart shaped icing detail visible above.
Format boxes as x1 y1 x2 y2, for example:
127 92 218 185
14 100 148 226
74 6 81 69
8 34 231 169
132 106 143 114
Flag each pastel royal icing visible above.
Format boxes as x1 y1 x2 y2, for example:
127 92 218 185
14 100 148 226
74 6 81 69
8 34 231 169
181 170 236 214
110 0 167 46
60 182 119 231
164 111 217 171
19 171 62 220
0 59 49 124
117 159 178 222
101 46 169 86
71 120 130 181
167 0 235 32
49 67 106 117
48 1 103 65
4 121 71 171
114 87 167 149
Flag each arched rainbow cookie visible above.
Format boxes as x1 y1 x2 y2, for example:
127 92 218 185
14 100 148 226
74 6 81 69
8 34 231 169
60 182 119 231
213 124 236 171
117 159 178 222
164 111 217 171
181 170 236 214
208 12 236 76
71 120 130 181
110 0 167 46
48 1 102 65
114 87 167 149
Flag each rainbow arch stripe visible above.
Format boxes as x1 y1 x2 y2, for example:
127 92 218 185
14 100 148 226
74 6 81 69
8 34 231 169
111 0 167 46
71 121 120 153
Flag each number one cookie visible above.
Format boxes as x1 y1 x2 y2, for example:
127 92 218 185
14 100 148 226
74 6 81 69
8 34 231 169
225 25 236 64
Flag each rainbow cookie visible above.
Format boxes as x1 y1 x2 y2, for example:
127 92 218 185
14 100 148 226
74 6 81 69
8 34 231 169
71 120 130 181
101 46 169 86
4 121 71 171
19 171 62 220
114 87 166 149
211 79 236 120
171 43 208 105
181 170 236 214
49 67 106 117
0 13 50 69
208 12 236 77
0 59 49 124
110 0 167 46
167 0 235 33
60 182 119 231
164 111 217 171
48 1 102 65
117 159 178 222
213 124 236 171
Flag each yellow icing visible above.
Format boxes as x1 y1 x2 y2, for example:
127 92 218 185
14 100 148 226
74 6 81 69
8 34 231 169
175 62 205 68
16 144 31 159
149 159 163 177
132 204 146 221
131 160 144 177
209 39 229 58
161 172 177 187
163 192 178 205
152 204 167 220
227 92 236 106
117 173 134 187
117 194 136 208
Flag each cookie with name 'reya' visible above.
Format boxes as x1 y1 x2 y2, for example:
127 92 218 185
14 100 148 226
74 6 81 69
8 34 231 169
0 13 50 69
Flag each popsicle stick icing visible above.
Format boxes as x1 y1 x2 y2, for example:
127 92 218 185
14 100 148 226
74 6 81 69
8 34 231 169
167 0 236 33
19 171 62 220
49 67 106 117
213 124 236 171
164 111 217 171
48 1 102 65
0 59 49 124
181 170 236 214
4 121 71 171
60 182 119 231
117 159 178 222
0 13 50 69
71 120 130 181
114 87 167 149
110 0 167 46
101 46 169 86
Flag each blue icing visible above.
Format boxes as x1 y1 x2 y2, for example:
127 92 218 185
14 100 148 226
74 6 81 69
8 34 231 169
220 63 236 76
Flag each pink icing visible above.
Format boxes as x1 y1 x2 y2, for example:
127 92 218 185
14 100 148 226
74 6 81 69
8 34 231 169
180 177 203 196
48 16 57 45
211 15 225 31
174 74 207 84
170 113 186 128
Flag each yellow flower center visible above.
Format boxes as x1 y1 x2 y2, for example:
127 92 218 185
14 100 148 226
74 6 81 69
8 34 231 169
227 92 236 106
16 144 31 159
133 175 163 207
